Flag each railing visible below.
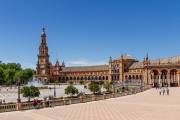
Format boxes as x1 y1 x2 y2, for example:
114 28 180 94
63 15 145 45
96 95 104 101
21 102 44 110
83 96 92 103
70 98 81 104
0 87 150 113
104 94 111 99
0 104 16 113
49 99 64 107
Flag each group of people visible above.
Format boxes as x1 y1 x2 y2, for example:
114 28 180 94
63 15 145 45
158 87 170 96
32 99 41 109
32 97 51 109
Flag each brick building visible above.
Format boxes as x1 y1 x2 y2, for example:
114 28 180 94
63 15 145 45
35 28 180 87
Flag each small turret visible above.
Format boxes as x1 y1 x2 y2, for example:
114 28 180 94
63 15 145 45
109 56 112 63
55 60 60 66
143 53 150 66
145 53 149 61
62 61 65 67
159 59 161 65
121 54 123 59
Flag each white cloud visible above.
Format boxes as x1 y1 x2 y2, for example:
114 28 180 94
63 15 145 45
66 58 107 66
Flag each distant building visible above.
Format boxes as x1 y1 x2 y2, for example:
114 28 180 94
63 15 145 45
35 27 180 87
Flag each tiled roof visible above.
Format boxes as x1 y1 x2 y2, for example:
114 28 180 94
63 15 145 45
129 55 180 69
150 55 180 65
62 65 109 72
129 62 144 69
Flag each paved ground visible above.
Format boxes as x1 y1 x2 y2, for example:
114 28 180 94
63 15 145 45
1 88 180 120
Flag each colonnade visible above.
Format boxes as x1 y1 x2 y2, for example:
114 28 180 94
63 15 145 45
150 69 180 87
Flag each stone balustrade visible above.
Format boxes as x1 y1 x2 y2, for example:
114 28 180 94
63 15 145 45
49 99 64 107
0 104 16 113
0 87 148 113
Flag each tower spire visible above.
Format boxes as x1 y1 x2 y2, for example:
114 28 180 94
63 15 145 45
41 25 47 44
62 60 65 67
42 24 45 32
146 53 149 61
41 25 46 37
109 56 112 63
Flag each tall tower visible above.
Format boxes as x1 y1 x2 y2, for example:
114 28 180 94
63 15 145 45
36 27 51 82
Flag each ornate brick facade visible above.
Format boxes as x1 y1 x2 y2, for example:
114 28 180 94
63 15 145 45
35 28 180 87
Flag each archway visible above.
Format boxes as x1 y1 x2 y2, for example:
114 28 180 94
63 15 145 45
99 76 102 80
136 75 139 80
151 70 159 87
170 69 178 87
132 75 135 80
106 76 108 80
125 75 128 80
161 70 168 87
102 76 105 80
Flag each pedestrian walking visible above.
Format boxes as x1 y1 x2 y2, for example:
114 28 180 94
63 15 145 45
159 90 161 95
167 88 169 95
163 88 165 95
44 97 50 107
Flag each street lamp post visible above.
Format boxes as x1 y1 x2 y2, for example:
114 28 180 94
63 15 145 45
54 82 56 98
17 78 21 103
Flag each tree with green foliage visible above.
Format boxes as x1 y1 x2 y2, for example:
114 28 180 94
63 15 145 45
68 80 74 85
4 69 16 86
79 80 84 85
14 69 34 84
6 63 22 71
98 80 104 85
0 67 5 85
103 80 112 93
0 62 34 85
21 86 40 102
65 85 79 97
88 81 100 94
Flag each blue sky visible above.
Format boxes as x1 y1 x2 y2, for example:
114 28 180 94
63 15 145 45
0 0 180 68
